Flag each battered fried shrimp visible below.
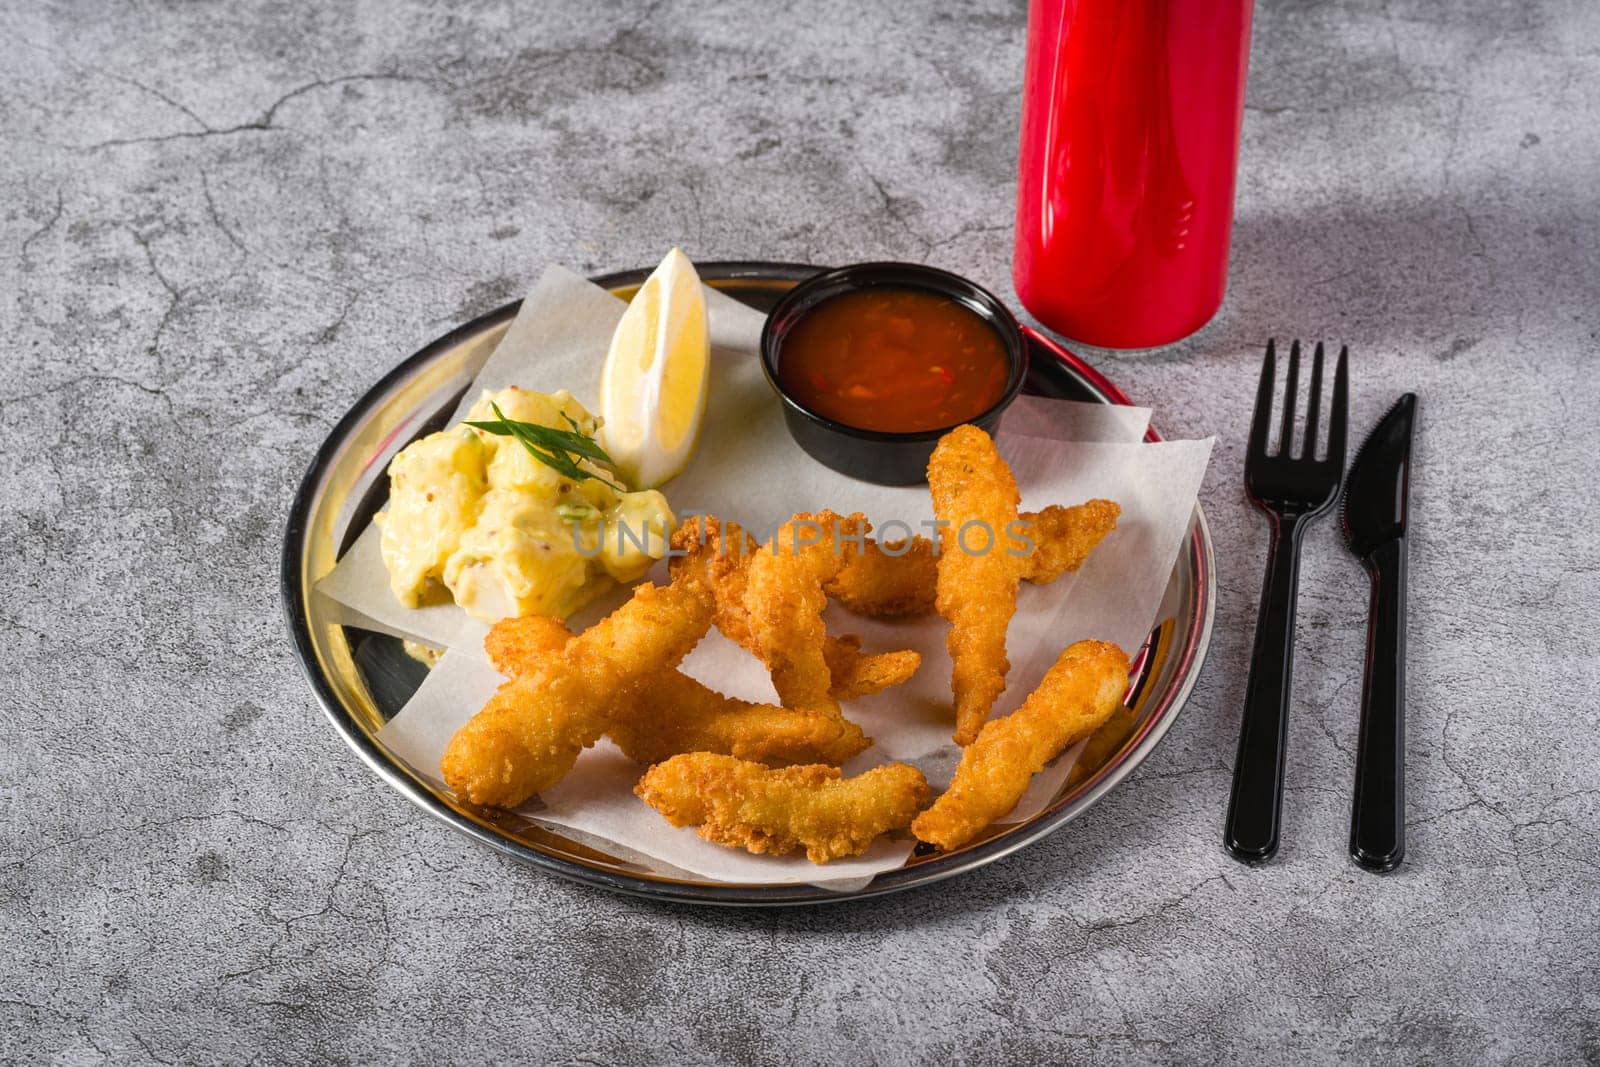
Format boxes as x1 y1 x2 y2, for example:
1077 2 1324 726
827 535 939 616
743 510 867 712
669 515 761 647
671 515 918 700
484 610 871 767
822 635 922 701
929 425 1023 745
1020 499 1122 585
825 501 1121 617
608 675 871 767
912 640 1128 851
635 753 932 863
482 613 572 676
440 580 714 808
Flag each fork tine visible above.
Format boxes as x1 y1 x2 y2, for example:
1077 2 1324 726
1325 345 1349 466
1303 342 1325 458
1279 340 1301 457
1248 339 1276 458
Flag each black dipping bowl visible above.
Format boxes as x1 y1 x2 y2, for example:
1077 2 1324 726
759 262 1029 485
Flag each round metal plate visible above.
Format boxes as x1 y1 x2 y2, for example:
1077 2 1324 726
281 261 1215 905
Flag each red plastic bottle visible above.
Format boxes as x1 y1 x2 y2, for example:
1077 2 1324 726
1013 0 1255 349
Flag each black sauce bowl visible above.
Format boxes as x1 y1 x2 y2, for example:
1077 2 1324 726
759 262 1030 485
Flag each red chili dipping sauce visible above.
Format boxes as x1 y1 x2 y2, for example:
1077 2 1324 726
776 287 1011 433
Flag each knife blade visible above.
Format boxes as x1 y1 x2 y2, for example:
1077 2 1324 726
1339 392 1418 871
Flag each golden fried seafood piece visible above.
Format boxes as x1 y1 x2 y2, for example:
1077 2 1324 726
482 613 572 676
441 580 713 808
608 675 871 767
928 425 1024 745
822 635 922 701
825 501 1121 617
482 610 872 767
635 753 931 863
827 535 940 616
1020 499 1122 585
671 514 920 700
743 510 868 712
913 640 1128 851
669 515 760 646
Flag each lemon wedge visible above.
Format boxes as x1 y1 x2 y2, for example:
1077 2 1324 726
599 247 711 490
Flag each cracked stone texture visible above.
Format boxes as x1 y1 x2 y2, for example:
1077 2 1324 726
3 0 1597 1062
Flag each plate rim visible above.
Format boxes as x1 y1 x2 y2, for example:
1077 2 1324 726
281 260 1215 906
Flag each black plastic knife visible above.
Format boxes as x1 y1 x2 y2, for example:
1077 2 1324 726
1339 393 1418 872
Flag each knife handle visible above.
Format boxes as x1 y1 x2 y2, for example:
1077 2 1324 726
1225 512 1307 863
1350 537 1407 871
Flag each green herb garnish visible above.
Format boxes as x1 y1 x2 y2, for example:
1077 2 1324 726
555 503 601 523
466 404 626 492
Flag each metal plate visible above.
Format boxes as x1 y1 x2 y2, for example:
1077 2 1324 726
281 261 1216 905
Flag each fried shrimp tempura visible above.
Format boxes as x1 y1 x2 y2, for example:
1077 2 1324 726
440 580 713 808
609 680 870 767
929 425 1023 745
827 535 940 616
482 613 572 676
822 635 922 700
635 753 932 863
1020 499 1122 585
743 510 867 712
668 515 761 646
486 614 871 768
825 501 1122 617
670 515 920 701
912 640 1129 851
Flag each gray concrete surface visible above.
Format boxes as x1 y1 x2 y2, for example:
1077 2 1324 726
3 0 1597 1063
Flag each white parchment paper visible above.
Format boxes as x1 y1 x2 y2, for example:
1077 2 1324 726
314 264 1212 889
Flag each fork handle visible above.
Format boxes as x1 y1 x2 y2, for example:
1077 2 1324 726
1350 537 1407 871
1225 512 1307 863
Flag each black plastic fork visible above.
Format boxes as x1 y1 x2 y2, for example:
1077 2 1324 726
1225 340 1349 863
